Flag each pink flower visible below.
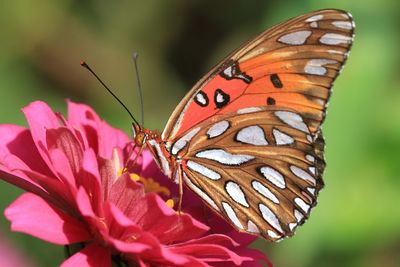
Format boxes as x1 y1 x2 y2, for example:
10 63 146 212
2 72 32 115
0 101 270 267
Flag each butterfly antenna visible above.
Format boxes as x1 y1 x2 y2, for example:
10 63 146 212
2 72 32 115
80 61 141 126
132 53 145 127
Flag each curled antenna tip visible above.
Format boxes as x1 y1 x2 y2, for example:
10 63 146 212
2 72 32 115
132 52 139 60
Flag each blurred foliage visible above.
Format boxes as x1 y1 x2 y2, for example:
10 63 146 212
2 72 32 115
0 0 399 266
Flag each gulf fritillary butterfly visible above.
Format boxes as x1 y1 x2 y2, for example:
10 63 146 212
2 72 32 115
132 9 355 241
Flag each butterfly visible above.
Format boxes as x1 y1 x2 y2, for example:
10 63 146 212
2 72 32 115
132 9 355 241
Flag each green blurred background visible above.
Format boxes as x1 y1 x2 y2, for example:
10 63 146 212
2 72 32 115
0 0 399 266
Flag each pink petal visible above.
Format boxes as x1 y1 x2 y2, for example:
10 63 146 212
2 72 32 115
76 188 109 237
67 101 130 158
60 243 111 267
22 101 61 174
48 148 77 194
132 193 208 244
170 243 250 265
79 149 103 215
5 193 91 245
46 128 83 175
108 173 144 215
0 125 52 176
0 155 73 211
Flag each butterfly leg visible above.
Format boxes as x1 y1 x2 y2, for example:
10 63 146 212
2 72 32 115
121 142 136 173
123 142 145 172
177 165 184 214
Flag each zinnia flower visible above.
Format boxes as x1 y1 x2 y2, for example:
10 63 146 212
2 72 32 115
0 101 270 266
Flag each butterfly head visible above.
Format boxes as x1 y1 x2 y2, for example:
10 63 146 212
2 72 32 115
132 123 160 147
132 123 147 146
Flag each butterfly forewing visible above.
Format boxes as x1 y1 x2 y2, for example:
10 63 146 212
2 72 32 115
153 9 354 241
162 9 354 140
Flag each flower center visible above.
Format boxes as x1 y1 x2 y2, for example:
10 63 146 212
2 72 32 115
113 148 175 208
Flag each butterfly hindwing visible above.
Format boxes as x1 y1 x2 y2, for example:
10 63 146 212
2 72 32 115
179 107 325 240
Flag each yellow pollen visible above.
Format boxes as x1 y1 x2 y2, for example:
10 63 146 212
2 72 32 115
165 199 175 209
129 173 141 182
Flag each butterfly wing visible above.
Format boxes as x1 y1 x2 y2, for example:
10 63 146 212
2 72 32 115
160 9 354 240
162 9 354 142
179 107 324 240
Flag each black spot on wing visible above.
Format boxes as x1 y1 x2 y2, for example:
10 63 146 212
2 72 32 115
214 89 230 108
267 97 276 105
194 91 209 107
270 74 283 88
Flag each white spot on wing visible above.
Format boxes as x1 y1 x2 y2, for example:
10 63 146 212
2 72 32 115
171 127 200 155
332 21 353 30
207 120 230 138
195 92 207 105
290 165 316 185
259 166 286 189
186 160 221 180
196 149 254 165
289 222 297 231
278 30 312 45
275 111 309 133
310 21 318 28
267 230 281 239
273 128 294 145
307 187 316 195
320 33 352 45
237 107 262 114
183 174 219 211
247 220 260 233
295 197 310 213
216 91 225 103
305 59 338 76
305 14 323 22
294 209 303 222
259 203 283 233
252 180 279 204
223 66 233 77
309 166 316 175
236 125 268 145
222 202 244 230
306 154 315 162
226 181 249 207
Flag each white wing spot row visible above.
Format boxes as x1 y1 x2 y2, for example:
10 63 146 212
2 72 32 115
236 125 268 145
171 127 201 155
278 30 312 45
186 160 221 180
222 202 244 230
196 149 255 165
252 180 280 204
275 111 309 133
273 128 294 145
225 181 250 207
207 120 230 138
259 203 283 233
290 165 316 185
305 59 338 76
259 166 286 189
320 33 352 45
